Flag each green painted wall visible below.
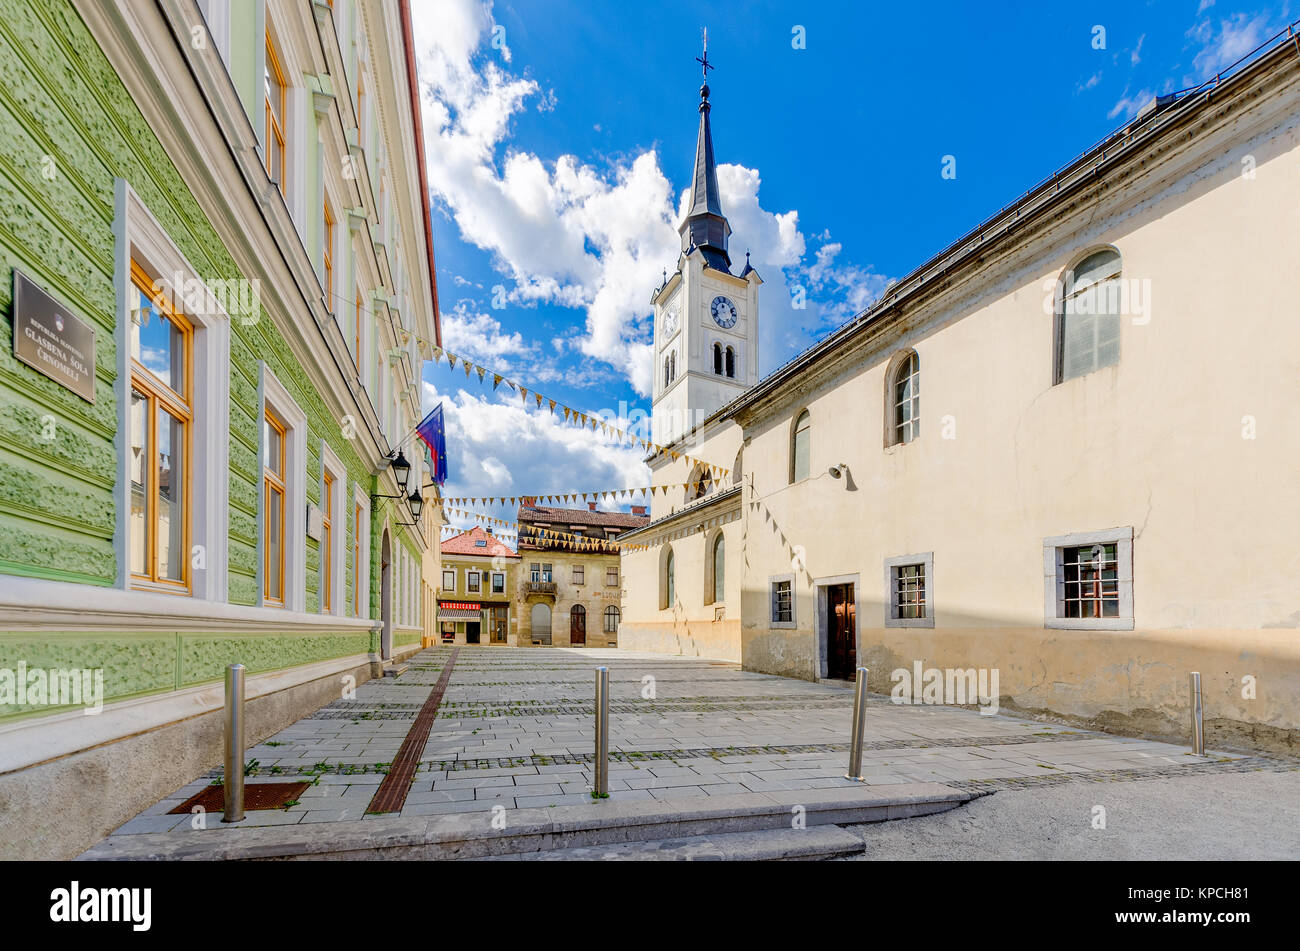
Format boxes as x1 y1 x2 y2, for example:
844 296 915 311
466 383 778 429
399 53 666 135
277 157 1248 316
0 0 403 723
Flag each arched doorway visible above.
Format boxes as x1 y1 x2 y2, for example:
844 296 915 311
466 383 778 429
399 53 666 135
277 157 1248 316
570 604 586 646
530 602 551 646
380 528 392 661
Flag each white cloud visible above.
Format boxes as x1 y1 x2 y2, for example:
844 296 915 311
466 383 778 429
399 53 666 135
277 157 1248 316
441 300 534 367
409 0 876 399
1108 85 1155 120
422 380 650 517
1187 12 1278 81
1131 34 1145 66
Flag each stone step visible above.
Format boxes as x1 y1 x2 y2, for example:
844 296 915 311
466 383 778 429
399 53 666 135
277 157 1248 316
383 664 409 678
483 825 865 861
77 782 973 861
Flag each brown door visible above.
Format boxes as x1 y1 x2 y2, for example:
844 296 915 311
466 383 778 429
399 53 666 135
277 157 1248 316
570 605 586 646
826 584 856 680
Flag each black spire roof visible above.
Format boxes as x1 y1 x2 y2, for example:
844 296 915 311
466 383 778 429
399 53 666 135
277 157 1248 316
680 36 731 273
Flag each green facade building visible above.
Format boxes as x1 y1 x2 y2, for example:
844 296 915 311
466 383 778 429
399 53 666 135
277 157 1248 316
0 0 441 858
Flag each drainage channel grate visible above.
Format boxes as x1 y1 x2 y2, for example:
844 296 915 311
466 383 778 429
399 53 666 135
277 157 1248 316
232 732 1110 778
437 699 852 718
170 782 310 814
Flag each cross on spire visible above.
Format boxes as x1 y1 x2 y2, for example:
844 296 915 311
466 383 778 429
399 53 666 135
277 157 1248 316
696 28 713 82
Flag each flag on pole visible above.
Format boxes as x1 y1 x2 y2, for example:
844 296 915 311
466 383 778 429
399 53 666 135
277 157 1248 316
416 403 449 485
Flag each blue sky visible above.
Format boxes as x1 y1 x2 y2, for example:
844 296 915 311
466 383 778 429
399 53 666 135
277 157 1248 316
410 0 1292 533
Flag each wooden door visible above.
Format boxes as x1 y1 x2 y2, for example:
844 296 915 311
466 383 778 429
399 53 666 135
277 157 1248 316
570 605 586 646
826 583 856 680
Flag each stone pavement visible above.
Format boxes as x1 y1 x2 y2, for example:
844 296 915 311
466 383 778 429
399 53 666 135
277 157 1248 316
97 645 1271 842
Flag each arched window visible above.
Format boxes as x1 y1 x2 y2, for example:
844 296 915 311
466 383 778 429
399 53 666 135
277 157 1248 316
732 448 743 487
713 342 723 375
687 462 712 501
603 605 620 633
663 356 670 389
661 546 676 609
725 346 735 378
669 351 677 382
790 410 810 483
708 533 725 604
891 351 920 445
1057 248 1122 383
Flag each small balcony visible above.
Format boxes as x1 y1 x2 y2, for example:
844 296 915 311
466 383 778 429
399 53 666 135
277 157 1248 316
524 581 557 598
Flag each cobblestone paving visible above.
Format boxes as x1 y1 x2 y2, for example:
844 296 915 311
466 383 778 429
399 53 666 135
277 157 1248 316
105 646 1274 835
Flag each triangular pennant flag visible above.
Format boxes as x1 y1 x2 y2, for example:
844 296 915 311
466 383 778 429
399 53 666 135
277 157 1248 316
519 388 529 404
476 367 486 382
548 400 557 413
563 407 572 422
464 361 472 378
535 393 543 409
448 354 458 371
493 374 502 390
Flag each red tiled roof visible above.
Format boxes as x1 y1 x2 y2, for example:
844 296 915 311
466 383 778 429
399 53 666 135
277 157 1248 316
517 505 651 529
440 526 518 558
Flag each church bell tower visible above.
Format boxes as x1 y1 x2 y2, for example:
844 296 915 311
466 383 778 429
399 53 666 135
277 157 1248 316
650 33 762 446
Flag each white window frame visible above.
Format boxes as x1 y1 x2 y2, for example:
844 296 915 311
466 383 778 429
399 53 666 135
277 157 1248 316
491 572 505 594
769 573 796 629
442 567 455 592
353 486 370 618
113 179 231 602
884 552 934 628
606 566 619 587
260 10 308 230
1043 527 1134 630
319 441 346 617
258 364 307 611
572 564 584 585
467 569 481 593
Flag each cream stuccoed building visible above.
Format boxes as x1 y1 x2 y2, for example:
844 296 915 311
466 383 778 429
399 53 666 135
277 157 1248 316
620 32 1300 754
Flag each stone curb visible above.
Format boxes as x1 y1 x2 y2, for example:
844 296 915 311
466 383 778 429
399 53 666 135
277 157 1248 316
76 782 971 861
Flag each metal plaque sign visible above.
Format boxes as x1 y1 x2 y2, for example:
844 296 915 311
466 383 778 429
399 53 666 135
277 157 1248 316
12 269 96 403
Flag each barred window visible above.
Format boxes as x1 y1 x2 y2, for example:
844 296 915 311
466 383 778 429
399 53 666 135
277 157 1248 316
892 563 926 619
771 580 792 623
1062 544 1119 618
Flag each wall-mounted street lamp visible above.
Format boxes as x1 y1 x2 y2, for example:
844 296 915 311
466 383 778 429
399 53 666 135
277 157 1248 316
389 450 411 492
377 449 422 527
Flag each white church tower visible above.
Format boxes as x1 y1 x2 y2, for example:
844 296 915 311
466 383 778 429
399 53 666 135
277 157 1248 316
651 38 761 446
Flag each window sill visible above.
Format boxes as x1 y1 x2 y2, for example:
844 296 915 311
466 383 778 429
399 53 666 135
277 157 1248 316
1045 618 1135 631
885 617 935 629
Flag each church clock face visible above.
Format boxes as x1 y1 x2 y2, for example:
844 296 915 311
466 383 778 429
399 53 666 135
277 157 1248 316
663 302 679 338
710 295 738 329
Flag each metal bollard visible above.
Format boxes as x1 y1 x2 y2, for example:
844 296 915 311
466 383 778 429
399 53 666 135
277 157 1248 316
594 666 609 797
223 663 246 822
845 666 870 781
1190 671 1205 756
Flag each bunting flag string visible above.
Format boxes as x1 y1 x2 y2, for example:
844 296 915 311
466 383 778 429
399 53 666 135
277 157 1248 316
429 478 729 511
423 343 731 479
304 288 730 478
441 508 651 553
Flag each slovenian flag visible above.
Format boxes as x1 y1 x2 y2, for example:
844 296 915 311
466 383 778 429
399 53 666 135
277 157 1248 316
416 403 448 485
